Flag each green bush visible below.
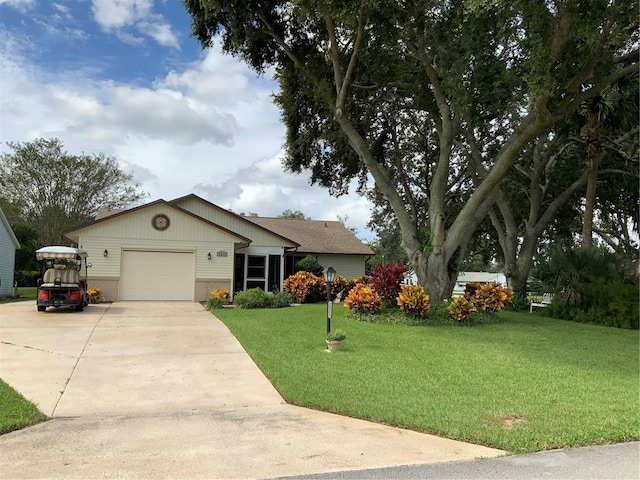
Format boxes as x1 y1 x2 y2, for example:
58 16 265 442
205 296 226 310
271 291 293 308
232 289 294 309
542 278 639 329
14 270 39 287
295 255 324 276
506 296 530 312
234 288 272 309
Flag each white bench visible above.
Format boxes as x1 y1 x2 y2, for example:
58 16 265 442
530 293 555 313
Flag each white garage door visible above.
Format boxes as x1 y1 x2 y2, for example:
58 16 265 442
120 251 195 301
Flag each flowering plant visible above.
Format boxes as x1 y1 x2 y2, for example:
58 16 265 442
210 288 230 300
87 287 101 304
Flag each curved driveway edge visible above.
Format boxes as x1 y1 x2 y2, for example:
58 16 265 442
0 301 503 479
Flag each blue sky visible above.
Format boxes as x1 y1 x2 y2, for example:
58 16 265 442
0 0 374 240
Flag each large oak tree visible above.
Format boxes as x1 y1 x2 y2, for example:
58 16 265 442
184 0 638 299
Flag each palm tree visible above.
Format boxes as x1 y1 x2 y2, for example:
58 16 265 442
579 73 639 248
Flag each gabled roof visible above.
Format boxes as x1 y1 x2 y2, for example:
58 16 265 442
0 207 20 249
246 217 373 256
170 194 300 248
63 199 252 245
64 195 371 256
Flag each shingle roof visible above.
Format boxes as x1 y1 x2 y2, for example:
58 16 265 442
246 217 373 256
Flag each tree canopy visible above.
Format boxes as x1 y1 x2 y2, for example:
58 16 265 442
0 138 147 247
184 0 639 299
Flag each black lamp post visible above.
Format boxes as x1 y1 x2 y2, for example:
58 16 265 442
323 266 336 334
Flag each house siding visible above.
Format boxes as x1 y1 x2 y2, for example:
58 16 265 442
72 206 242 302
316 254 368 279
0 221 17 295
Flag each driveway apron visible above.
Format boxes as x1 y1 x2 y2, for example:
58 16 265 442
0 302 503 479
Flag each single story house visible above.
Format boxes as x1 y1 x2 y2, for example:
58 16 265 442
452 271 508 297
0 207 21 297
404 270 508 298
63 194 373 302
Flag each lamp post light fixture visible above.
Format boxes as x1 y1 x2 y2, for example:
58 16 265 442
323 266 336 334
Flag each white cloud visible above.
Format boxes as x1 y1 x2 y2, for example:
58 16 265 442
0 0 35 12
193 154 375 241
92 0 152 29
91 0 179 49
0 29 376 242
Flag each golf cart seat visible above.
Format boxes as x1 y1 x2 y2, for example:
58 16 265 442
41 267 80 288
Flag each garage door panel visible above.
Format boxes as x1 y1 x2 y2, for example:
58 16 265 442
121 251 194 301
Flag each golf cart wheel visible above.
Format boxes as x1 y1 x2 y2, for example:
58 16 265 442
37 306 46 312
75 305 84 312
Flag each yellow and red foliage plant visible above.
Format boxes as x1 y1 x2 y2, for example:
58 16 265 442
469 282 514 312
283 271 325 303
448 296 478 322
210 288 230 300
344 283 382 314
396 284 430 319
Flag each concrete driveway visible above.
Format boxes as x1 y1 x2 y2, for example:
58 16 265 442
0 301 503 479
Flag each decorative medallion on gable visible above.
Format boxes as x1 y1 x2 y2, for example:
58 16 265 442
151 213 170 231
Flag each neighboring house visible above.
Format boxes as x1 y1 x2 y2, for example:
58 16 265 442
453 272 508 297
0 207 21 297
63 194 373 302
403 270 507 298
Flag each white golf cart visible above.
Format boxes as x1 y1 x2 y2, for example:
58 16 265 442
36 246 90 312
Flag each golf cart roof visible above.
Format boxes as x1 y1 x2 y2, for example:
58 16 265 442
36 246 88 261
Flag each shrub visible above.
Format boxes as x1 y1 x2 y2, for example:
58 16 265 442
271 291 293 308
532 245 621 304
295 255 324 277
210 288 230 300
87 287 101 304
542 277 639 329
448 297 477 322
369 262 408 303
283 271 325 303
506 295 530 312
206 296 226 310
15 270 39 287
469 283 514 313
344 284 382 314
234 288 271 309
397 284 430 319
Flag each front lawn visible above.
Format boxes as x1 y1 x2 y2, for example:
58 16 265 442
214 304 639 453
1 287 37 303
0 379 46 434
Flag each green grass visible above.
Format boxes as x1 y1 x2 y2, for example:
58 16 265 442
214 304 640 453
0 379 47 434
1 287 37 303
